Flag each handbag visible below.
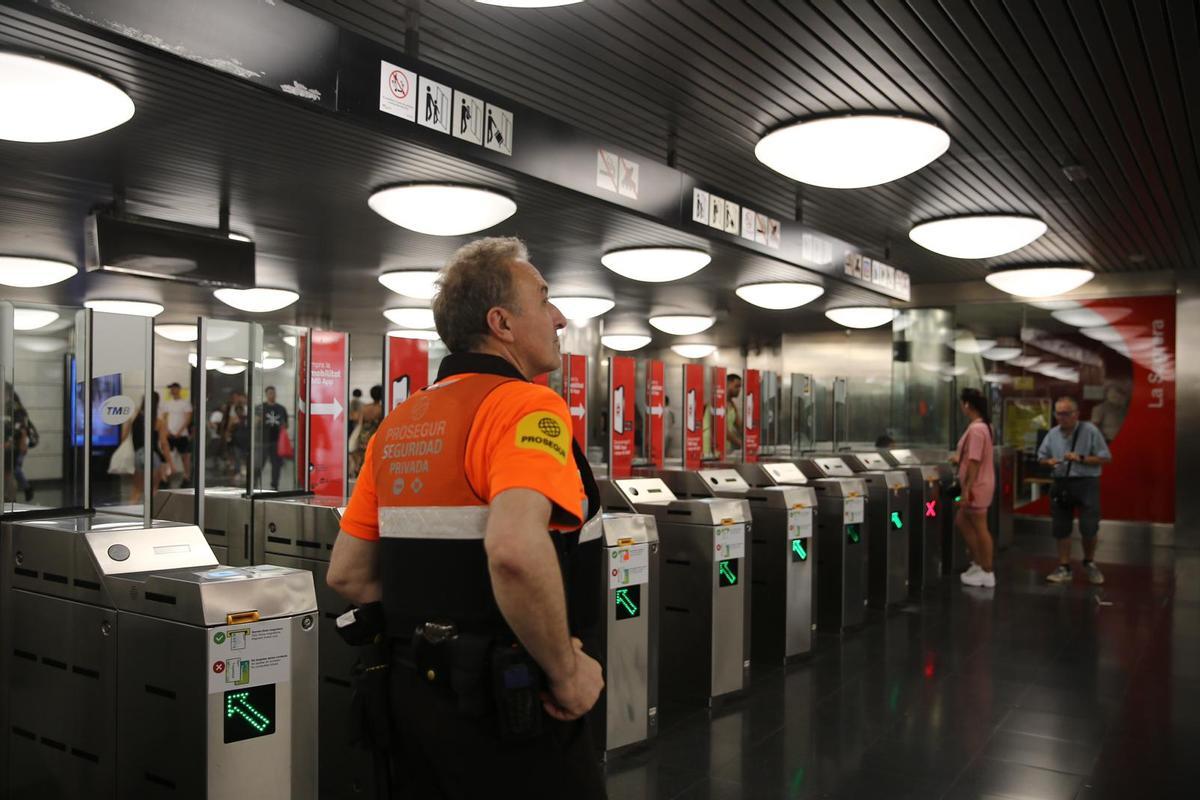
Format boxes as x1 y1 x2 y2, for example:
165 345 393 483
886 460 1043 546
1050 425 1082 509
108 435 136 476
277 426 294 459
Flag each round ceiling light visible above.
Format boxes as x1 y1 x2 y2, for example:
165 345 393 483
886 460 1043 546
1008 355 1040 368
649 315 715 336
214 287 299 313
983 373 1013 384
671 344 717 359
1080 325 1145 344
601 247 711 283
982 346 1023 362
550 296 615 321
387 329 440 341
84 299 164 317
909 215 1048 259
1050 307 1130 327
0 53 135 142
155 323 198 342
0 256 78 288
950 336 998 354
227 232 253 243
735 282 825 310
368 184 516 236
755 115 950 189
984 266 1095 297
824 306 897 329
601 334 651 352
384 308 436 328
379 270 441 300
216 363 247 375
13 308 59 330
262 356 286 370
188 354 225 370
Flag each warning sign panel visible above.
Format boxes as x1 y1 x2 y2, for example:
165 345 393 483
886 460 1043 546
453 90 485 144
207 619 292 694
418 76 452 134
692 189 710 224
597 148 619 193
484 104 514 155
379 60 417 122
608 544 650 589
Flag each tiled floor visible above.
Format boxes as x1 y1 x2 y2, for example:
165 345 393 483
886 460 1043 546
604 533 1200 799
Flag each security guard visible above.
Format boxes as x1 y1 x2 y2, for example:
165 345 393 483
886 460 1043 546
328 237 606 799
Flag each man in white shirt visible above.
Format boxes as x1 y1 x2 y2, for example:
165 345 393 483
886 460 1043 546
160 382 193 485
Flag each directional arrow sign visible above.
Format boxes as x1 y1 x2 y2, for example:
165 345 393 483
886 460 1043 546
570 404 586 418
225 689 273 738
891 511 903 530
719 561 737 585
311 397 343 419
615 588 638 616
791 539 808 561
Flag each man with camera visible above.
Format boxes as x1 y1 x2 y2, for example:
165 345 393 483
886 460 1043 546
1038 396 1111 585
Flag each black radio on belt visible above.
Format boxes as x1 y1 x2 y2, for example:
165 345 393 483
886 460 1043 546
491 643 544 743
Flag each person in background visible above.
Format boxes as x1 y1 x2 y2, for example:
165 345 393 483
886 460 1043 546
1039 396 1112 585
160 381 193 487
349 387 363 437
224 390 250 480
257 385 288 491
875 434 895 449
7 392 36 502
725 373 743 454
350 385 383 474
952 388 996 588
126 391 171 503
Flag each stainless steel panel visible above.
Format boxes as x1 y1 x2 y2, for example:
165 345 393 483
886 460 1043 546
154 488 256 566
710 522 749 699
1178 275 1200 549
256 496 343 563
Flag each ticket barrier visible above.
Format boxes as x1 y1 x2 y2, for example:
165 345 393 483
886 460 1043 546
0 515 318 799
884 449 943 593
840 453 911 609
795 458 869 632
599 478 752 706
153 487 257 566
591 512 660 755
934 461 972 575
659 468 817 662
253 495 375 800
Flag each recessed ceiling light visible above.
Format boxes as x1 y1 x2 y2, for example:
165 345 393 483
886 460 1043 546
824 307 897 329
601 247 711 283
0 256 78 287
13 308 59 330
155 323 198 342
0 53 135 142
387 329 440 340
368 184 516 236
474 0 584 7
1050 307 1130 327
671 344 717 359
550 296 615 321
982 346 1023 362
735 282 825 309
384 308 436 328
601 334 651 351
910 215 1048 259
950 336 997 354
649 315 715 335
755 115 950 189
379 270 441 300
213 287 299 313
1008 355 1040 368
984 266 1094 297
84 299 164 317
227 232 252 243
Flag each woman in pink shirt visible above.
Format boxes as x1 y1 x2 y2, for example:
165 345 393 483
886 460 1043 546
953 388 996 587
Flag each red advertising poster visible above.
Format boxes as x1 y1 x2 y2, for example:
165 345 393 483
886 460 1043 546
647 360 665 468
308 330 348 499
744 369 761 463
565 353 587 453
386 335 429 410
296 332 308 478
711 366 727 461
531 372 550 387
684 363 704 470
1013 295 1175 522
609 356 635 478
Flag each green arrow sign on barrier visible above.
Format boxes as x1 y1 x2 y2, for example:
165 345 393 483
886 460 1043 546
226 691 271 733
615 588 638 616
891 511 903 530
791 539 808 560
719 561 737 584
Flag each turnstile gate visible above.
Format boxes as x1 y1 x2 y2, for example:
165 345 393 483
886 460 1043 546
600 478 752 706
153 487 257 566
797 458 869 632
841 453 911 609
1 514 318 800
884 450 944 593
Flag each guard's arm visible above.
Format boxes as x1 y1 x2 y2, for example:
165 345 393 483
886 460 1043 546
485 488 575 682
327 531 382 605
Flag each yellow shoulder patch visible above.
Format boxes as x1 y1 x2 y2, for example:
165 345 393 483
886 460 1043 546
514 411 571 465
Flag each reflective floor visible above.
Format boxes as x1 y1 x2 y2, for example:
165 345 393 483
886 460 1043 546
605 532 1200 799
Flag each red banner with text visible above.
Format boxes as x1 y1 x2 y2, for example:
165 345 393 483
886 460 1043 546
684 364 704 470
711 366 727 461
744 369 761 463
309 330 348 499
609 356 635 478
386 336 429 410
565 353 587 453
647 360 665 468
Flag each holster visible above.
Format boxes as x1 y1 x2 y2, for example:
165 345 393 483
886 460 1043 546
335 603 394 753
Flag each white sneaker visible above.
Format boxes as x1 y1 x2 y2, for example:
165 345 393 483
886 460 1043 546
961 569 996 588
962 563 982 577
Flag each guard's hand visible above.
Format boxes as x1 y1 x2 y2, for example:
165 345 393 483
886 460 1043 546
543 637 603 721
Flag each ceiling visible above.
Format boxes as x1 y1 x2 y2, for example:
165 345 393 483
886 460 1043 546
1 0 1195 347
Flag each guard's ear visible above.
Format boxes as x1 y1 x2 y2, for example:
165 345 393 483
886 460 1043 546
485 305 515 343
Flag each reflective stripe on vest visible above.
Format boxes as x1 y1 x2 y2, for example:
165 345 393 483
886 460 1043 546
379 506 488 540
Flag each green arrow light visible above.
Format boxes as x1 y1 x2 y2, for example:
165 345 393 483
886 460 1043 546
226 691 271 733
792 539 808 560
847 525 861 544
719 561 737 584
615 588 638 616
891 511 903 530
